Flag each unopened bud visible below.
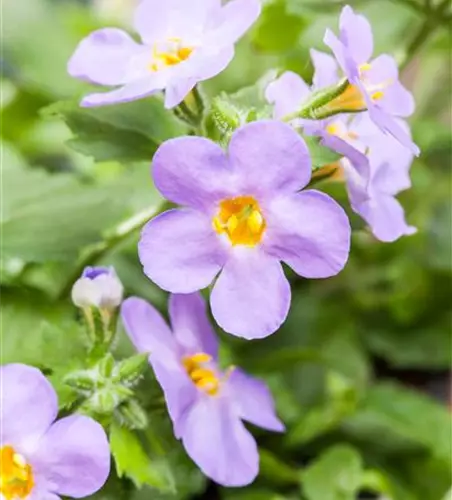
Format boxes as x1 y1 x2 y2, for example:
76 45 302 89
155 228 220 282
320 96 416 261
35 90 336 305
71 266 123 310
64 370 97 393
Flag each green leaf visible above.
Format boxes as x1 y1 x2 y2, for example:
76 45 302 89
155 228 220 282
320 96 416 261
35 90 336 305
110 423 174 491
342 382 452 464
301 444 363 500
252 0 306 53
259 449 300 486
43 97 188 162
1 163 163 263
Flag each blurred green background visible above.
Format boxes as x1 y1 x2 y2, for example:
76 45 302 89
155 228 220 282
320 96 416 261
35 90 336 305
1 0 451 499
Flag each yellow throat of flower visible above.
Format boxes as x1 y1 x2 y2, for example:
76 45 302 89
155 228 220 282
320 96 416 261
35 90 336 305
149 37 193 72
0 446 34 500
183 353 220 395
326 63 387 113
213 195 266 247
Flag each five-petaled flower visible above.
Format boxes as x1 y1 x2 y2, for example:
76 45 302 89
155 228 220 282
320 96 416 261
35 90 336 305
0 364 110 500
138 120 351 339
121 292 285 486
68 0 261 109
323 5 419 155
71 266 124 310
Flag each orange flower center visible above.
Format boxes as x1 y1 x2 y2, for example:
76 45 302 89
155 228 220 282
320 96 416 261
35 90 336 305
183 353 220 395
213 195 266 247
0 446 34 499
149 37 193 72
326 63 389 112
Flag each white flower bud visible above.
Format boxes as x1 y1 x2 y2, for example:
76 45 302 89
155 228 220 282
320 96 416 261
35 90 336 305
71 266 123 309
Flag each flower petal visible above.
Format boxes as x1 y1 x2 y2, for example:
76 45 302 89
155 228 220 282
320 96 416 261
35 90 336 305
152 136 233 211
182 396 259 486
0 364 57 454
139 209 227 293
205 0 261 48
354 194 417 242
265 71 311 120
380 81 415 117
323 28 353 79
311 49 339 88
211 249 291 339
339 5 374 64
68 28 143 86
169 293 218 359
80 78 163 107
228 120 312 198
134 0 220 45
264 190 351 278
31 415 110 498
151 359 197 439
121 297 178 363
365 97 420 155
228 369 284 432
164 78 197 108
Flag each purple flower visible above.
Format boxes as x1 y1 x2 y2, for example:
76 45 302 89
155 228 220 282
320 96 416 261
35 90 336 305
265 50 370 181
0 364 110 499
323 5 419 155
68 0 261 109
138 121 351 338
71 266 123 309
343 114 416 242
121 292 284 486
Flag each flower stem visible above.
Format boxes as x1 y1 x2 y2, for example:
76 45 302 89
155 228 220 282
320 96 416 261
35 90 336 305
60 205 164 299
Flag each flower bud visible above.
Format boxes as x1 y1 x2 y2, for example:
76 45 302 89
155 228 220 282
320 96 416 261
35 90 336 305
71 266 123 310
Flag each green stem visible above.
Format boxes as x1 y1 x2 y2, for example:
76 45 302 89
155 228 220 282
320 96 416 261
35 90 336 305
192 86 205 116
60 205 162 299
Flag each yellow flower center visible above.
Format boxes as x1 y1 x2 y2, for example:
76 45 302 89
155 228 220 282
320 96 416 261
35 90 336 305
149 37 193 72
326 63 389 112
213 196 266 247
183 353 220 395
0 446 34 500
325 121 359 141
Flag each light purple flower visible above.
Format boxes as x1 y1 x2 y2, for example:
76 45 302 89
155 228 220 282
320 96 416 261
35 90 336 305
71 266 124 309
68 0 261 109
0 364 110 499
323 5 419 155
121 292 284 486
342 114 416 242
138 120 351 339
265 49 369 181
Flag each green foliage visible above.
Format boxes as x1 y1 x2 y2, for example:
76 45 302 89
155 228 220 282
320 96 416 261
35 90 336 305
252 0 306 53
43 98 188 162
2 0 451 499
301 444 363 500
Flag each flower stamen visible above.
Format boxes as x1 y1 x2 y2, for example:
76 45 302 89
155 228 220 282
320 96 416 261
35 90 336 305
0 446 34 500
213 196 266 246
149 38 193 72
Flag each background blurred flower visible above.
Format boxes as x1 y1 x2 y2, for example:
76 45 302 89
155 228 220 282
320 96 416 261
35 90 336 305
121 292 284 487
0 364 110 499
68 0 261 108
139 120 351 339
323 5 419 154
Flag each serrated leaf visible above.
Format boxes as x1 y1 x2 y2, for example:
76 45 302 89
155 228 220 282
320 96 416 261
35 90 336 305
110 423 174 491
43 97 188 162
301 444 363 500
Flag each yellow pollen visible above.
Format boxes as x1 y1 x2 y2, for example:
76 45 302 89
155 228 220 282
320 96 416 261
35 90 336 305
149 38 193 72
0 446 34 500
326 121 359 142
359 63 372 72
372 90 384 101
213 196 266 246
183 353 220 395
